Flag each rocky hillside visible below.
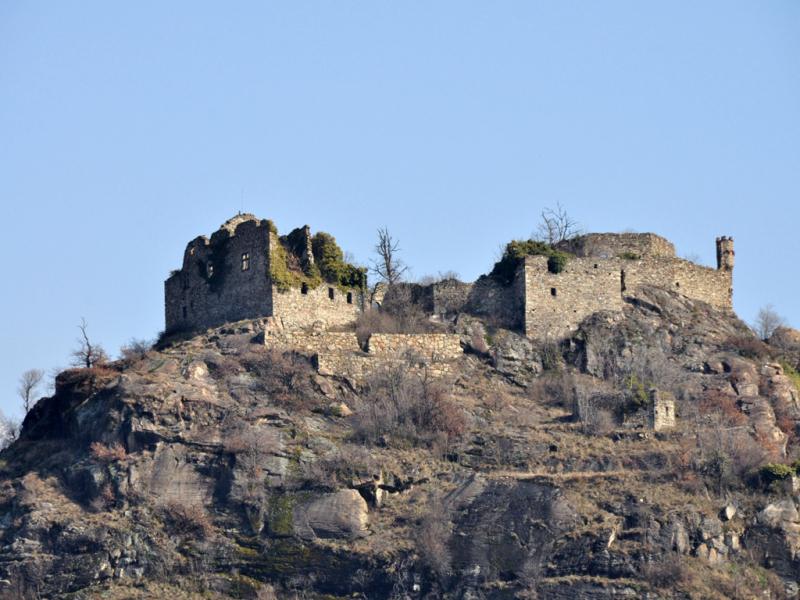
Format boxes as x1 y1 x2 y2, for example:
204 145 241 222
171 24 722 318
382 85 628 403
1 286 800 599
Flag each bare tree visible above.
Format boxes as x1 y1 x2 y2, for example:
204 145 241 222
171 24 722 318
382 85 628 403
0 411 20 450
753 304 785 341
371 227 408 286
17 369 44 414
536 203 581 245
71 318 109 369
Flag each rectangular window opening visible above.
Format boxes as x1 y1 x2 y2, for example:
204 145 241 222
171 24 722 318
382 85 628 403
328 287 335 300
207 262 214 278
241 252 250 271
301 283 309 295
550 288 557 297
346 292 353 304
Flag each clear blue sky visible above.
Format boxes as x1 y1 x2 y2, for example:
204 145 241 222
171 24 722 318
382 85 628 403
1 2 799 419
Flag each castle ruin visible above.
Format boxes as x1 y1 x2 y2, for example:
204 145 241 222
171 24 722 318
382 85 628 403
164 214 366 334
165 215 734 343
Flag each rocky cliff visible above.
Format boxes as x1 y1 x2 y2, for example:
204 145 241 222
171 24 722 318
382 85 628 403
1 286 799 599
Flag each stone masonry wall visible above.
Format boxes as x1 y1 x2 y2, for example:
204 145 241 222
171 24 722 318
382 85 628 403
260 329 362 355
259 329 463 384
622 257 732 310
165 216 273 333
523 252 733 339
523 256 624 339
367 333 463 361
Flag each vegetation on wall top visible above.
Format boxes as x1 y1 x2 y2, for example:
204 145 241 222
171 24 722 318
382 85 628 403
269 226 366 292
311 232 367 291
489 240 573 285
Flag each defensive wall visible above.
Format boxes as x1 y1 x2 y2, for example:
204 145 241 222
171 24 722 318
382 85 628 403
257 327 464 384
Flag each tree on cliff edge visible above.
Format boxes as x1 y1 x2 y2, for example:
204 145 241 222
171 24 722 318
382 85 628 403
17 369 44 414
71 318 109 369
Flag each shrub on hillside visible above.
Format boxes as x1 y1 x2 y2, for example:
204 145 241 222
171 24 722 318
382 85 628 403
241 347 316 409
724 336 775 361
90 441 127 463
350 367 465 448
159 501 213 539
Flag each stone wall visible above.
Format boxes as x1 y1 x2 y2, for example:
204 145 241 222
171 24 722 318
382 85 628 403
367 333 463 361
260 329 362 355
259 329 463 384
522 256 625 339
267 230 364 331
315 352 457 382
622 257 732 310
165 216 274 333
557 232 676 259
523 252 733 339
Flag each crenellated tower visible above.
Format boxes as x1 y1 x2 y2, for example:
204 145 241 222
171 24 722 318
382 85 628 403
716 236 735 271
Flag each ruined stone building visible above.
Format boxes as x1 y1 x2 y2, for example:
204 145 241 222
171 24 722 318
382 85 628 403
164 214 366 334
391 232 734 339
165 215 734 342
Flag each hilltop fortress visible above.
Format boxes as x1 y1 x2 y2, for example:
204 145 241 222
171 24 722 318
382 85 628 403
165 214 734 342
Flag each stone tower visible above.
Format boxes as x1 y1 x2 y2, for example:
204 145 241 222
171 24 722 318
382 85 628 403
716 236 735 271
649 389 676 431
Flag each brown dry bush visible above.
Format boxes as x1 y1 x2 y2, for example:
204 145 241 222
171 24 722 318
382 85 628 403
691 427 768 494
528 371 577 407
351 367 466 448
356 286 440 348
89 441 127 463
119 338 152 365
416 496 453 581
202 351 243 380
241 347 316 409
725 335 775 361
698 390 748 427
643 555 688 589
159 501 214 539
